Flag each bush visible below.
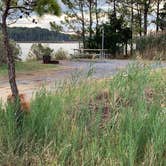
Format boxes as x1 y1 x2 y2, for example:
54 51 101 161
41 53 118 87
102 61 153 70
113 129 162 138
28 43 54 60
135 31 166 60
0 32 21 65
54 48 69 60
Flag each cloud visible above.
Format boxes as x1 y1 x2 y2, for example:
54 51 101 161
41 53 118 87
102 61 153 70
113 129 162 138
9 14 65 30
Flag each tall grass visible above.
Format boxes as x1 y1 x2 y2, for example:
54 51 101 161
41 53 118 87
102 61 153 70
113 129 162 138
135 31 166 60
0 63 165 165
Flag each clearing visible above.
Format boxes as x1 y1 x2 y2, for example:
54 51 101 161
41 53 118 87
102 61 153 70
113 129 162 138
0 60 165 102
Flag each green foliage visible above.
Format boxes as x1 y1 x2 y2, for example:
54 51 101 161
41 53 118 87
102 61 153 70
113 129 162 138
0 64 165 165
86 13 132 57
50 22 63 33
135 31 166 60
54 48 69 60
28 43 54 60
0 32 21 65
34 0 61 16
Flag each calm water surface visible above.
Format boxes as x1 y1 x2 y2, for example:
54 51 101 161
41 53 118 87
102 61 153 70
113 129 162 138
17 42 79 61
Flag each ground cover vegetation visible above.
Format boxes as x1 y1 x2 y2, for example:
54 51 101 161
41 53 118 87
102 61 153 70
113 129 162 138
0 63 165 165
0 61 59 77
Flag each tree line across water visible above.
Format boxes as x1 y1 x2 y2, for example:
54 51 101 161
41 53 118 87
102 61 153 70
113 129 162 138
5 26 74 42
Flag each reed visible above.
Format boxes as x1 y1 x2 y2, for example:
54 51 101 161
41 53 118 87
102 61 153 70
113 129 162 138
135 31 166 60
0 63 165 165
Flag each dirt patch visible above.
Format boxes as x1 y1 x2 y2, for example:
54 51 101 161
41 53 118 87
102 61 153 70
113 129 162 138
0 65 74 103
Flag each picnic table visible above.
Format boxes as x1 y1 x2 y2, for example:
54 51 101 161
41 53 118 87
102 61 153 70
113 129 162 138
73 49 109 59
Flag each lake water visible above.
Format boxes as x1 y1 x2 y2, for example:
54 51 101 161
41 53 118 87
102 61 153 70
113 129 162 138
17 42 79 61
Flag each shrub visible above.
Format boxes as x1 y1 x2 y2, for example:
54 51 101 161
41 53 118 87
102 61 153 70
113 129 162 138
28 43 54 60
54 47 69 60
0 32 21 65
135 31 166 60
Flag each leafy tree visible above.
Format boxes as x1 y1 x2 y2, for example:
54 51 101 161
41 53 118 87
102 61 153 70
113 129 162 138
0 0 61 126
92 13 131 57
28 43 54 60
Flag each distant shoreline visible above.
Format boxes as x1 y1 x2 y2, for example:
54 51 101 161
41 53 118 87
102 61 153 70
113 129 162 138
16 41 79 44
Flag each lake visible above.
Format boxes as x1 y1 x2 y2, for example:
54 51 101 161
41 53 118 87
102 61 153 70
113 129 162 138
17 42 80 61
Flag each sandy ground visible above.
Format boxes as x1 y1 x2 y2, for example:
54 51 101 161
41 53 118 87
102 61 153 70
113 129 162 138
0 60 165 103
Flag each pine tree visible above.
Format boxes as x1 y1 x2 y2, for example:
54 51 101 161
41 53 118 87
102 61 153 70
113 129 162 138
0 0 61 127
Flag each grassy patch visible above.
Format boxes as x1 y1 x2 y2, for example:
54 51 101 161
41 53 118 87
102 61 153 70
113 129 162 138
0 61 60 77
0 63 165 165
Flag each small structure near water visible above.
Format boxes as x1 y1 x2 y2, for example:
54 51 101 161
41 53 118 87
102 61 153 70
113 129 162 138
43 55 59 64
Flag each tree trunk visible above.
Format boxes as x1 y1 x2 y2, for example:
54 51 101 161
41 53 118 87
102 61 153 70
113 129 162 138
125 42 128 56
136 3 142 37
95 0 99 32
113 0 116 17
130 0 133 55
95 0 99 48
1 0 22 127
139 8 142 37
156 0 160 32
144 0 150 35
80 2 85 48
144 7 148 35
89 0 93 48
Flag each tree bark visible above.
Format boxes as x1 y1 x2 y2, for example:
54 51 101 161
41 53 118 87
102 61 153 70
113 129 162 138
95 0 99 48
2 0 19 98
130 0 133 55
125 42 128 56
80 2 85 48
95 0 99 31
156 0 160 32
113 0 116 17
144 0 151 35
139 8 142 37
1 0 22 126
89 0 93 48
144 6 148 35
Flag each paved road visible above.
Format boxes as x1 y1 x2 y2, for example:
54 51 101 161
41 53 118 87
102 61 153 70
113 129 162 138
0 60 165 102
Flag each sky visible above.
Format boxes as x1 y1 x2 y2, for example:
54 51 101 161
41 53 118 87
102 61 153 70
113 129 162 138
9 0 110 31
10 0 66 30
9 0 157 32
